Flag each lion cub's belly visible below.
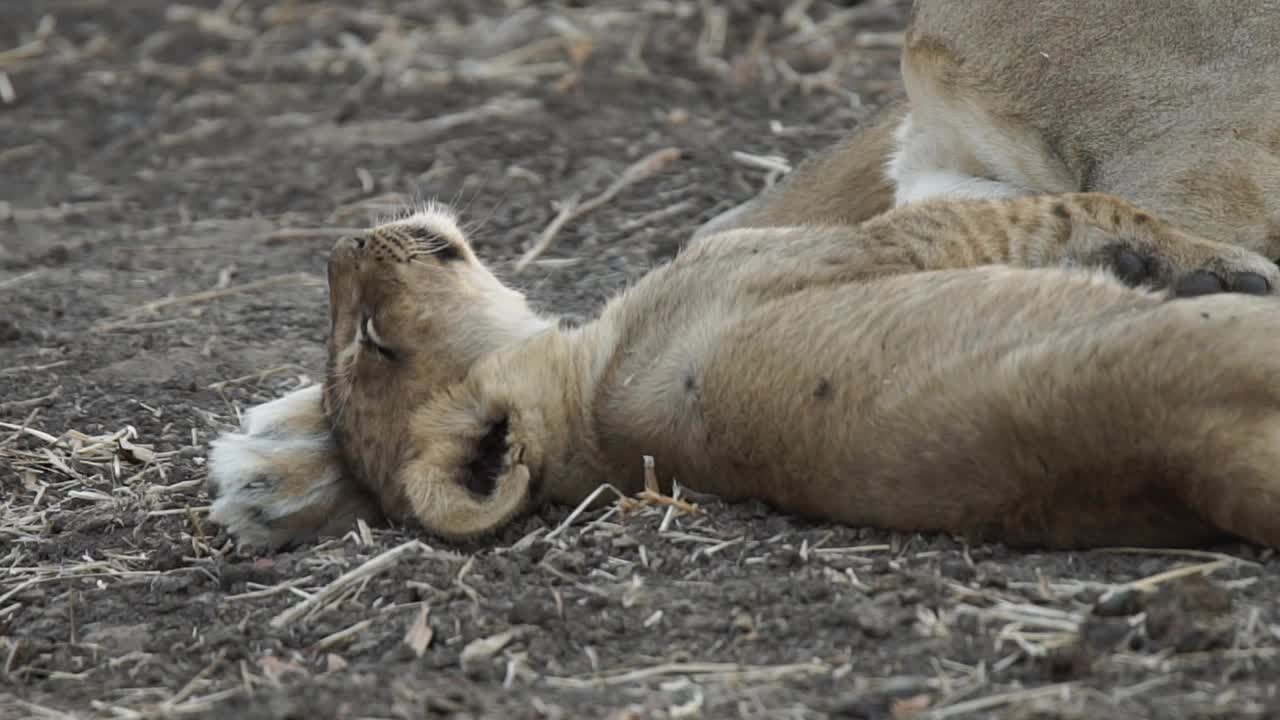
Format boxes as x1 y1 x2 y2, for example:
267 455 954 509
594 266 1173 539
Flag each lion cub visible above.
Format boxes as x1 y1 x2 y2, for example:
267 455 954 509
209 197 1280 550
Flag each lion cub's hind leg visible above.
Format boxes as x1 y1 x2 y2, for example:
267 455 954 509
974 293 1280 550
1177 411 1280 551
207 384 382 549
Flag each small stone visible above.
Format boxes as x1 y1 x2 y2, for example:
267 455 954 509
855 606 894 639
938 558 976 582
149 545 184 571
81 623 151 654
509 597 552 626
1092 588 1141 617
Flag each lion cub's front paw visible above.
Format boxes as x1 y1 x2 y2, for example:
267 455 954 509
206 385 381 549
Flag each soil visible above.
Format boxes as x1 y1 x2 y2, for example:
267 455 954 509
1 1 1277 719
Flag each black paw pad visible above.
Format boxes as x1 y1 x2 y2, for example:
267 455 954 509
1110 247 1153 286
1227 272 1271 295
1174 271 1272 297
1105 245 1155 287
1174 271 1227 297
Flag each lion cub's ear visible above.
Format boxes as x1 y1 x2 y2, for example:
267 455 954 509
399 382 541 541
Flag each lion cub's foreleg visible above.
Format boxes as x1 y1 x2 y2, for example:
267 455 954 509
207 385 383 549
854 192 1278 295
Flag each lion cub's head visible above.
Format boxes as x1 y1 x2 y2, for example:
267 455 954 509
322 203 551 529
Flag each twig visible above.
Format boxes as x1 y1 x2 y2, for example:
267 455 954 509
543 660 829 689
1094 546 1258 566
307 97 543 148
0 38 46 69
6 699 77 720
643 454 658 494
92 272 323 332
0 407 40 449
0 360 69 377
0 386 60 414
225 576 315 601
513 147 682 272
402 606 433 658
312 618 374 651
0 420 58 444
923 683 1077 719
162 652 225 710
206 365 307 390
1 201 116 223
460 627 531 670
732 150 792 175
617 199 697 232
157 118 229 148
1123 559 1235 592
0 360 69 378
544 483 629 541
514 194 579 274
269 541 429 628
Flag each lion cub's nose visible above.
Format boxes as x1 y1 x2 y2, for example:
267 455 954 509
333 234 367 255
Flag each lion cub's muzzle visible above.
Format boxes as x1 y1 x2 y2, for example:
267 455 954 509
327 235 369 306
330 234 366 265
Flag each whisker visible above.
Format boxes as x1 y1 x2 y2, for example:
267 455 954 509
463 191 509 244
327 355 358 427
407 258 454 271
445 184 468 217
407 184 426 212
333 379 354 427
407 241 457 258
459 176 488 220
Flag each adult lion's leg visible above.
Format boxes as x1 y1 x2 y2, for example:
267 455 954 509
207 384 383 549
690 103 904 241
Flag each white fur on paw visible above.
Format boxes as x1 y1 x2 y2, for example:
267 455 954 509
207 384 340 549
239 383 326 436
206 430 344 548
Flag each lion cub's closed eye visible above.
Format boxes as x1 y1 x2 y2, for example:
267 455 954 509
358 314 394 359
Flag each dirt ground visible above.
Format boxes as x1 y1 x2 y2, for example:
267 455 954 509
1 1 1278 718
